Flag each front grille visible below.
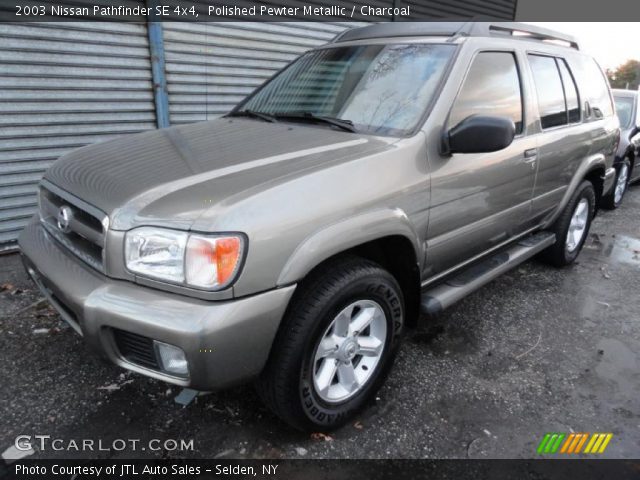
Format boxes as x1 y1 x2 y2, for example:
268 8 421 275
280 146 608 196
113 329 159 370
39 186 106 272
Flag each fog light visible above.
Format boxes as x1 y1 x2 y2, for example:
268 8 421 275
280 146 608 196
153 341 188 376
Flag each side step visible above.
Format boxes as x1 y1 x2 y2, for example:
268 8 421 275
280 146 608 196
420 231 556 316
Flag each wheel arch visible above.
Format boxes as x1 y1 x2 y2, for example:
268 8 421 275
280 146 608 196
584 166 605 211
277 209 423 328
542 154 607 229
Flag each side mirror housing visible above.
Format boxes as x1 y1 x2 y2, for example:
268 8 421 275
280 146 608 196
444 115 516 155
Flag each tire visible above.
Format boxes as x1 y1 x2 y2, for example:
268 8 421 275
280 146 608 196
256 255 404 431
541 180 595 267
602 159 631 209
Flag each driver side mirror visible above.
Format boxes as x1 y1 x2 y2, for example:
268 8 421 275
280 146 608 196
443 115 516 155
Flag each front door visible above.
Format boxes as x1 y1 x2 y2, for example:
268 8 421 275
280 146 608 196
425 50 537 277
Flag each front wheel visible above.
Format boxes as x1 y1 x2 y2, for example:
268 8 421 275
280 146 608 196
257 256 404 431
602 159 630 209
541 180 595 267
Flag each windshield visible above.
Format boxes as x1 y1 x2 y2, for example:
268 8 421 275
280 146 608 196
614 96 634 129
238 43 455 136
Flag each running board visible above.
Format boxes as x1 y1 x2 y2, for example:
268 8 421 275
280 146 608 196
420 231 556 316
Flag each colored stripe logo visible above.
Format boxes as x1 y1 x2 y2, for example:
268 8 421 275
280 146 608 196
537 433 613 454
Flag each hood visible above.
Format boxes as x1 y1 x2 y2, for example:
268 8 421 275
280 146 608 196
44 118 393 230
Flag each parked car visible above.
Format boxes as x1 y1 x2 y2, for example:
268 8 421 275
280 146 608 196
19 22 618 431
605 89 640 208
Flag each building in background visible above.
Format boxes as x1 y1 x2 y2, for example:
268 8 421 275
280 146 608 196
0 0 517 250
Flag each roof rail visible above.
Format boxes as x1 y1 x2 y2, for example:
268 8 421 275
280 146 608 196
472 23 580 50
331 22 580 50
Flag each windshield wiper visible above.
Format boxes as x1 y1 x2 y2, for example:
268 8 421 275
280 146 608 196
273 111 357 133
227 109 278 123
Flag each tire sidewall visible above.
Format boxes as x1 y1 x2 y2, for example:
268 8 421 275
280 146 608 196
298 273 403 428
561 182 595 264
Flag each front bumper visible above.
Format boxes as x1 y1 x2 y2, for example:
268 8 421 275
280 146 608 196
18 218 295 390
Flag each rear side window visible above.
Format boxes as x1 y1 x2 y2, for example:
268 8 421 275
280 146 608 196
573 57 614 119
528 55 567 129
448 51 523 133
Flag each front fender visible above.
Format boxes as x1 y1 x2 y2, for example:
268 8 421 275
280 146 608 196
277 208 423 286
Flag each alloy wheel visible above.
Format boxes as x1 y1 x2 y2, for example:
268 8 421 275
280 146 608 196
312 300 387 403
566 198 589 253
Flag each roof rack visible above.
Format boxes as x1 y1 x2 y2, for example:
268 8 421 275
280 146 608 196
332 22 580 50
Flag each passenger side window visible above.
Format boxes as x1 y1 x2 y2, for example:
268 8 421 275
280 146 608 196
528 55 567 129
448 52 523 134
557 59 580 123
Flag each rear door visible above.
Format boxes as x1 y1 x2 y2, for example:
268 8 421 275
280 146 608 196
526 53 590 220
425 49 537 276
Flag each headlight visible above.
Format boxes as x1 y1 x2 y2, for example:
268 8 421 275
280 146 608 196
125 227 244 290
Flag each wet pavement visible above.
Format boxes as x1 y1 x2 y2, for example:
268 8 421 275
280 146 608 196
1 187 639 460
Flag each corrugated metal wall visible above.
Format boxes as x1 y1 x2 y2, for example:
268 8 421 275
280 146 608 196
0 2 517 250
0 21 156 249
0 20 357 249
163 22 356 125
404 0 516 19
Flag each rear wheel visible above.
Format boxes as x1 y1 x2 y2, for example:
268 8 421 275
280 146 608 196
602 159 630 209
257 256 404 431
541 180 595 267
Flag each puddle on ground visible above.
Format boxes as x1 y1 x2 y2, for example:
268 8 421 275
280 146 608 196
594 338 640 398
587 234 640 267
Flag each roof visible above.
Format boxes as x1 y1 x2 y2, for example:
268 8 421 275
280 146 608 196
332 22 581 50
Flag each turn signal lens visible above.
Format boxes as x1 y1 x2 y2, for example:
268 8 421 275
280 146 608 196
185 235 243 289
215 237 243 285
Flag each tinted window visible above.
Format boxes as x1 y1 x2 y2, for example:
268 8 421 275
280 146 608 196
570 56 614 119
241 44 455 136
558 59 580 123
614 96 634 128
448 52 523 133
528 55 567 129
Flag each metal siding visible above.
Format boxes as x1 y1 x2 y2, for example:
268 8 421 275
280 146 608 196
1 5 519 249
0 21 156 249
403 0 516 19
163 22 361 125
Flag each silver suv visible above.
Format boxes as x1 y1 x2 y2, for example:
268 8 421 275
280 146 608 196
19 22 619 430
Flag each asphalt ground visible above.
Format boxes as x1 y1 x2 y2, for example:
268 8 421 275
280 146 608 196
1 187 639 460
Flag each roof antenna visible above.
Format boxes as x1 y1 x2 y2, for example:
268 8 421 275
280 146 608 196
447 16 490 43
447 20 472 43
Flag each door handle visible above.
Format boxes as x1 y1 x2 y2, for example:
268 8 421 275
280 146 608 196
523 148 538 164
